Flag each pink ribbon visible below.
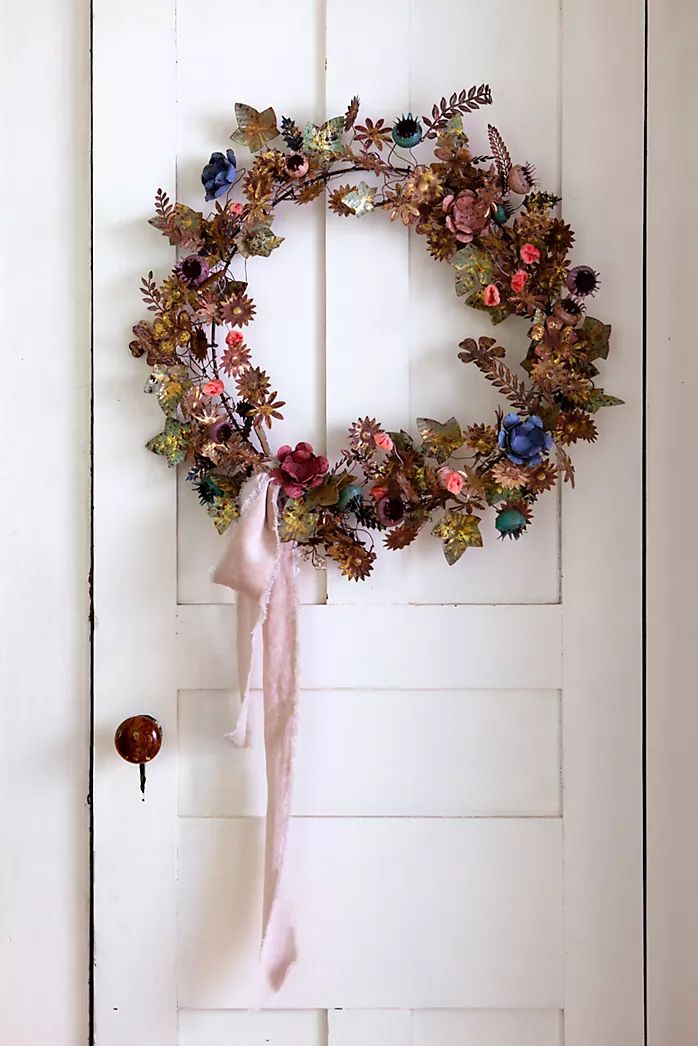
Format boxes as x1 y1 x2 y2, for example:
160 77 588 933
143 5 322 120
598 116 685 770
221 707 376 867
213 473 299 995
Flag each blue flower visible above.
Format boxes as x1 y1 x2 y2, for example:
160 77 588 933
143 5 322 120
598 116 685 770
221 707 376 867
201 149 237 201
497 413 553 467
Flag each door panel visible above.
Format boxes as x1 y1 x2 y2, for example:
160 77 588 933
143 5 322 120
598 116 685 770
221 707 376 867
178 819 562 1008
93 0 644 1043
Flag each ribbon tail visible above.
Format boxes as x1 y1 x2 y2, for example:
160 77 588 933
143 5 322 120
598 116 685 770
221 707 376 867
258 540 299 992
225 592 259 747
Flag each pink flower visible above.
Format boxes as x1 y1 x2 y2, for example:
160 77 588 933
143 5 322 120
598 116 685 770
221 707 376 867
374 431 394 452
271 442 329 499
225 330 244 347
438 468 464 496
442 188 492 244
511 270 529 294
520 242 541 265
227 201 244 217
483 284 501 307
202 379 224 396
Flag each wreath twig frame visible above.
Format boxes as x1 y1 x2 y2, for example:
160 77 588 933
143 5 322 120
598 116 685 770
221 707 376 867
131 88 620 580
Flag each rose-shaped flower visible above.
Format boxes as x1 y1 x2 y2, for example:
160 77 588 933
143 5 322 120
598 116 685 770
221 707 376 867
176 254 210 287
498 413 554 467
202 379 224 397
442 189 492 244
373 431 394 452
483 284 501 307
520 242 541 265
225 329 244 348
227 201 244 217
511 270 529 294
201 149 237 201
437 467 464 496
271 442 329 499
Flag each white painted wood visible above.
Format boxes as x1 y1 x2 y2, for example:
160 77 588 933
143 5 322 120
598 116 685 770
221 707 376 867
560 2 645 1044
412 1009 562 1046
92 0 646 1038
0 2 90 1043
178 818 563 1009
326 0 559 607
328 1009 410 1046
175 0 326 607
646 3 698 1044
92 1 179 1043
324 0 412 606
179 1009 326 1046
178 688 560 817
176 603 562 690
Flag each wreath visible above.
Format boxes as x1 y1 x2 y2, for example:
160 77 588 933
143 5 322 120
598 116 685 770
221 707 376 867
131 88 621 581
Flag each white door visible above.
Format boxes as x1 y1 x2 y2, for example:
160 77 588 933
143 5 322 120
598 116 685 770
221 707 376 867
93 2 645 1044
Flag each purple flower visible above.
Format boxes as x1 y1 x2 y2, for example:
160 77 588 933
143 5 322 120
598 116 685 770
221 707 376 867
376 495 406 527
176 254 210 287
497 413 553 468
201 149 237 201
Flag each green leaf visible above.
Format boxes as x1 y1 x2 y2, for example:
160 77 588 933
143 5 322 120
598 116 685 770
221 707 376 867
235 223 284 258
579 316 612 362
205 473 244 534
302 116 344 161
584 388 625 412
146 417 192 466
146 364 192 416
416 416 463 463
278 499 318 542
431 510 483 565
450 245 495 297
306 482 340 508
342 181 376 216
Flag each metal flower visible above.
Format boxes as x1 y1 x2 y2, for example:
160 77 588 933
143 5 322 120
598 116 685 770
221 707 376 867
201 149 237 201
176 254 210 287
497 413 553 467
391 113 423 149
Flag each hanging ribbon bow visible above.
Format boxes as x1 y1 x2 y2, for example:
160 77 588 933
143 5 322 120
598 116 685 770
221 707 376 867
213 473 299 995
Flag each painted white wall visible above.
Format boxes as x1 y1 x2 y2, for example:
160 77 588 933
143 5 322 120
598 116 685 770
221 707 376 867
0 2 91 1044
647 2 698 1044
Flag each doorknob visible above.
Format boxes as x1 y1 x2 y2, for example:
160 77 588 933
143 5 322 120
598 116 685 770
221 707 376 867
114 715 163 799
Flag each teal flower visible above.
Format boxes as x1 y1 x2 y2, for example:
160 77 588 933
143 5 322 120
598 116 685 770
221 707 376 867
391 113 422 149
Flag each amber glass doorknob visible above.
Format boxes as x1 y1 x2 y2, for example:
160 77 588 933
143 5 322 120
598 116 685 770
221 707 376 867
114 715 163 798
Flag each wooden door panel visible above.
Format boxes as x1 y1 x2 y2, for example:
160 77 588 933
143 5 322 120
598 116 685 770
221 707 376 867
174 604 561 689
177 818 563 1009
178 687 560 818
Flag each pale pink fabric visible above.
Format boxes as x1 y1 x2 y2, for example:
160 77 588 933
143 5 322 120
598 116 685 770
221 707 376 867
212 474 299 995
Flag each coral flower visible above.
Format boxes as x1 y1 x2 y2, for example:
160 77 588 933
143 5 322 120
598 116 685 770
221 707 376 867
225 329 244 348
202 379 224 396
371 485 388 500
374 431 394 452
483 284 501 307
438 468 464 496
520 242 541 265
227 201 244 217
511 270 529 294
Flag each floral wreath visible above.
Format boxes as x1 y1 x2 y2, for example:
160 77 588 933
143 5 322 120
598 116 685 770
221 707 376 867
131 88 621 580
